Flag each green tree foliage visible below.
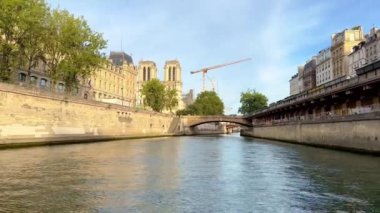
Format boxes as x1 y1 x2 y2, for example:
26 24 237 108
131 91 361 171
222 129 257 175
16 0 49 82
141 79 166 112
0 0 106 92
165 88 179 113
177 91 224 115
238 89 268 115
0 0 27 81
43 9 107 92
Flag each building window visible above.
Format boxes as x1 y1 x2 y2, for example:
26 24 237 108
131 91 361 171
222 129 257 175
173 67 176 81
148 67 151 80
30 76 37 85
40 78 47 88
18 73 27 82
143 67 146 81
58 83 65 92
169 67 172 81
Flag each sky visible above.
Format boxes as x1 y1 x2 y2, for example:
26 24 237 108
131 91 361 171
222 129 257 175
47 0 380 114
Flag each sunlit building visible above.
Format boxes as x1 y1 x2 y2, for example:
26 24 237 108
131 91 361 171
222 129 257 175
163 60 184 110
331 26 364 79
89 51 137 107
136 60 158 106
316 48 332 86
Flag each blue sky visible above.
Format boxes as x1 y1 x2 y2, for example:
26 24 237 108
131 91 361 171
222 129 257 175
47 0 379 114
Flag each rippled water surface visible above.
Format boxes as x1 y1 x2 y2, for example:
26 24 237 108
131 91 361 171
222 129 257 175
0 134 379 212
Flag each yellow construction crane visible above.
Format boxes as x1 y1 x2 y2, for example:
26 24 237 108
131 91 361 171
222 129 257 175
190 58 252 91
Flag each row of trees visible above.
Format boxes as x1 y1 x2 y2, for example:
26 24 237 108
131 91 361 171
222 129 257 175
127 76 268 115
177 89 268 116
177 91 224 115
0 0 106 92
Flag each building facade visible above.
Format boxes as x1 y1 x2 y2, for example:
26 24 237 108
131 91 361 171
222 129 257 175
289 73 299 96
364 27 380 64
136 60 158 106
89 51 137 107
331 26 364 79
316 48 332 86
301 58 316 91
163 60 184 110
297 65 304 93
348 41 366 77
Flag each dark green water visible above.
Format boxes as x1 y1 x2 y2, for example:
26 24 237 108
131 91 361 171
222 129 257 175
0 134 379 212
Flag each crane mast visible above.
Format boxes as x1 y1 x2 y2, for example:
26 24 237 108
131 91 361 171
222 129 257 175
190 58 251 91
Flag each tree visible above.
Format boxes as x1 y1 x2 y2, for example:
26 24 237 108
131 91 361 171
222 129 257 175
43 9 106 92
238 89 268 115
141 79 166 112
0 0 26 81
165 88 178 113
177 91 224 115
16 0 49 83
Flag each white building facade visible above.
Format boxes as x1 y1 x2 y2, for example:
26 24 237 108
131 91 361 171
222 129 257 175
316 48 333 86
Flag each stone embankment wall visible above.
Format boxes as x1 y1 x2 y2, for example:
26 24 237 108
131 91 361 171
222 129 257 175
0 83 180 148
241 115 380 154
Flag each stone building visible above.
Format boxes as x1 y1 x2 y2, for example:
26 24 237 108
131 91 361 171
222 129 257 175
136 60 158 106
316 48 332 86
348 41 366 77
297 65 305 93
182 89 194 107
331 26 364 79
289 73 299 96
89 51 137 107
348 27 380 77
163 60 184 110
365 27 380 63
301 58 316 91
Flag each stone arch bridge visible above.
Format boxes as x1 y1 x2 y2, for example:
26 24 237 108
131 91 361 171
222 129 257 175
180 115 252 135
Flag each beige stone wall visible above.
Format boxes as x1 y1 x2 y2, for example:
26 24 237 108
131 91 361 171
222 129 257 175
0 83 178 145
242 120 380 153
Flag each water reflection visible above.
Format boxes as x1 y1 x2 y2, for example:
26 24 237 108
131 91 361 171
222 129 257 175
0 135 379 212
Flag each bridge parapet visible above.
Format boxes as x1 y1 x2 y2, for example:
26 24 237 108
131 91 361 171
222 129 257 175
182 115 252 127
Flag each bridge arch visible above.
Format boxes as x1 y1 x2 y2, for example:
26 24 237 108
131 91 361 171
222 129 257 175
183 116 253 127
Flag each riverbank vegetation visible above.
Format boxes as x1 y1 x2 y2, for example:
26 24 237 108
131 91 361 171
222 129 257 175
0 0 107 92
238 89 268 115
177 91 224 115
141 79 178 112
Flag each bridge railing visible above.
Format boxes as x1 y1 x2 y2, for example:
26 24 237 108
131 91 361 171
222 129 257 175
253 105 380 126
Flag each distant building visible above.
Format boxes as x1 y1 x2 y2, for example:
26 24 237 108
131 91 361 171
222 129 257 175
348 41 366 77
136 60 158 106
348 27 380 77
182 89 194 107
297 65 305 93
365 27 380 63
302 58 316 91
316 48 332 86
89 51 137 107
331 26 364 79
289 73 299 96
163 60 184 110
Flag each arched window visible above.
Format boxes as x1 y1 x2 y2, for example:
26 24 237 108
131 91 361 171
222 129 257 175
173 67 176 81
143 67 146 81
40 78 47 88
58 83 65 92
169 67 172 81
18 73 26 82
30 76 37 85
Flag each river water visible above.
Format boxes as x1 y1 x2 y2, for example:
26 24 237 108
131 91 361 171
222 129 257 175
0 134 379 212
